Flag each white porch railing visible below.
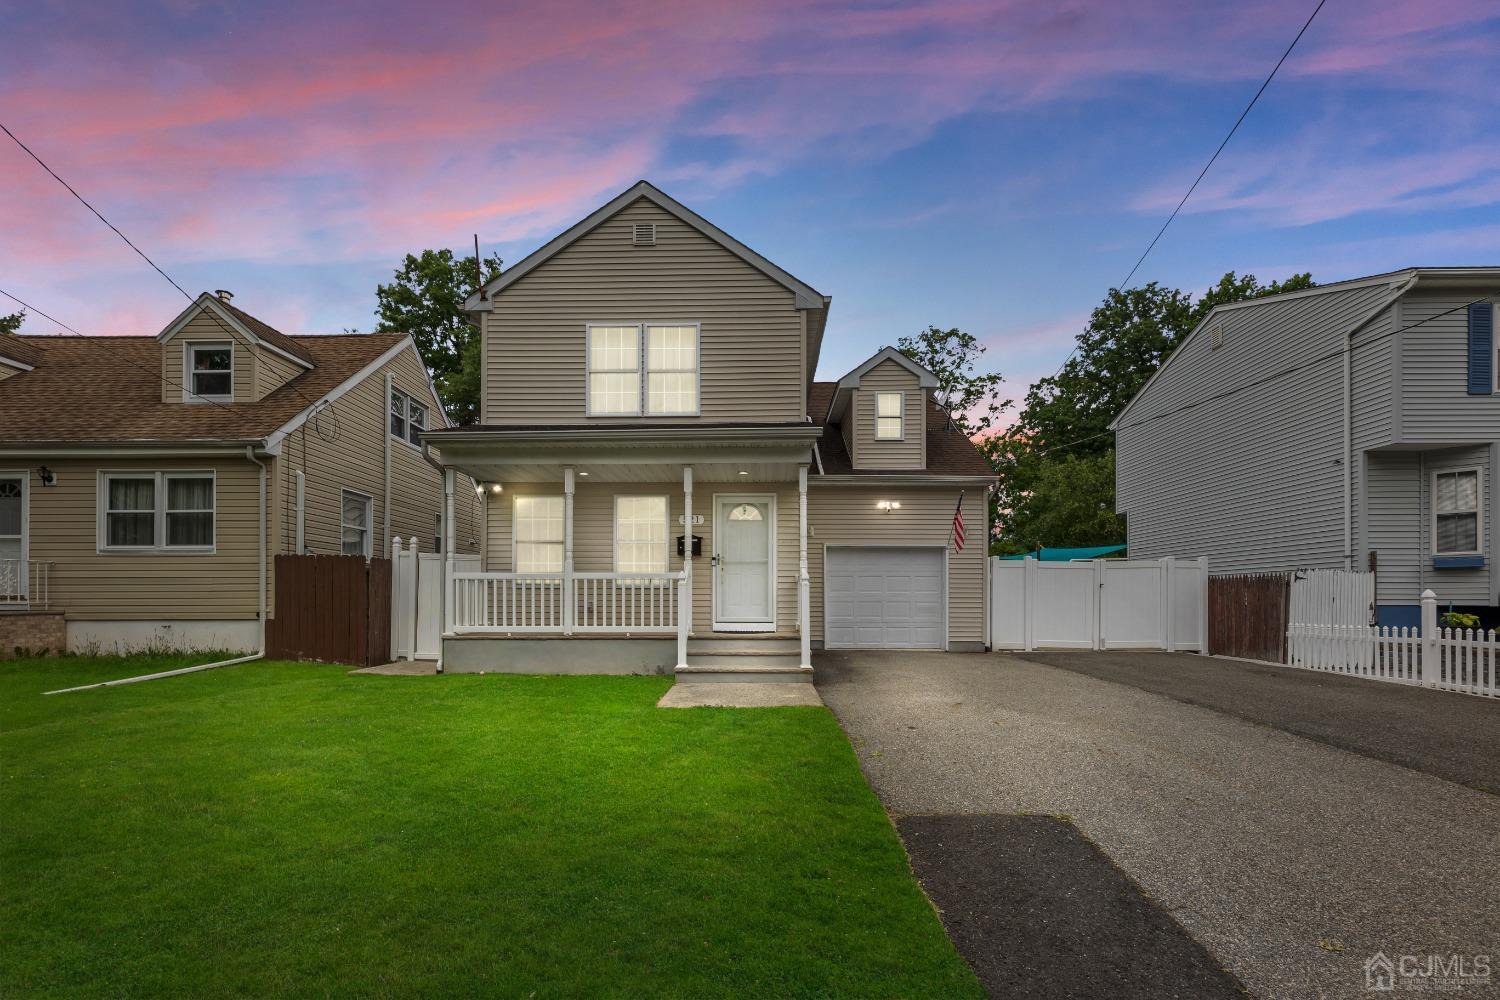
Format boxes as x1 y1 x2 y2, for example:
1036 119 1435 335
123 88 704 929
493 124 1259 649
450 571 688 635
1286 589 1497 698
0 559 50 610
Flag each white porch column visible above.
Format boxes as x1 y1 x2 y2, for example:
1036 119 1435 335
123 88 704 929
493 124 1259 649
563 467 575 635
798 464 811 668
678 465 693 670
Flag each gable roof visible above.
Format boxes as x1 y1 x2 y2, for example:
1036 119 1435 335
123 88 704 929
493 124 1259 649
157 293 315 367
823 346 939 425
0 336 42 369
463 180 829 312
809 381 994 478
0 333 407 446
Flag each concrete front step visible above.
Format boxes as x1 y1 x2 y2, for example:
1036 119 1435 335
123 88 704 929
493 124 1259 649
674 664 814 684
687 652 802 669
688 635 800 655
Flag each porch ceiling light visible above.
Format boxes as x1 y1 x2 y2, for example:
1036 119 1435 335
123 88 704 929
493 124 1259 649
737 470 750 476
578 471 590 476
877 500 901 513
490 483 503 493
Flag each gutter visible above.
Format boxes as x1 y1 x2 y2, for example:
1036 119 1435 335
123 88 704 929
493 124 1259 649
422 425 824 445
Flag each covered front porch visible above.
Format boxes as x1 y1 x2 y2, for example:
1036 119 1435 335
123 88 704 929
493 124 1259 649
426 424 822 679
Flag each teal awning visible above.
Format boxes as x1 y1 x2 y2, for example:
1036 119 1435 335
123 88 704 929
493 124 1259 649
998 544 1127 561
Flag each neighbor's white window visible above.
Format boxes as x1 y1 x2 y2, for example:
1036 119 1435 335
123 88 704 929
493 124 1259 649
341 490 373 557
588 325 641 415
187 343 233 401
1434 469 1481 555
614 496 669 574
101 472 215 551
390 388 428 446
514 496 565 572
875 392 903 439
165 475 215 548
646 325 698 415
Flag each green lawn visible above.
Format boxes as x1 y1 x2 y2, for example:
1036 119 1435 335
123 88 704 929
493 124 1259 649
0 656 979 998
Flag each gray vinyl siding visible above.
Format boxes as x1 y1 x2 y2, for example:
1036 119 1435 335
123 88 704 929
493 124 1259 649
850 361 925 469
1365 451 1424 605
481 198 806 425
1350 305 1396 451
1117 282 1397 573
1397 290 1500 444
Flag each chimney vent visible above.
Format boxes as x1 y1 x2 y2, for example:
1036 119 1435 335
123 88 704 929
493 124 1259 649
215 289 234 303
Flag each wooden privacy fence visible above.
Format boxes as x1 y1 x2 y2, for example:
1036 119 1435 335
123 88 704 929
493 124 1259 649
1207 573 1290 663
266 554 391 667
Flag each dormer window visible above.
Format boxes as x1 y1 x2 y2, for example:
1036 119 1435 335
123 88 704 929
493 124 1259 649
875 392 903 439
187 343 232 402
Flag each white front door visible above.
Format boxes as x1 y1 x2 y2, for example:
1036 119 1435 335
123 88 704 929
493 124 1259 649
713 495 775 630
0 474 26 603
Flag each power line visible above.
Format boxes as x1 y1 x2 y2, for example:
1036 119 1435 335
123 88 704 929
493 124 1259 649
0 120 328 419
1023 289 1496 461
1040 0 1329 386
0 286 236 414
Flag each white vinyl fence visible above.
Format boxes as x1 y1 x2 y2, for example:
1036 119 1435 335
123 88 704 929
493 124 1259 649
990 557 1208 652
390 537 481 660
1290 568 1375 628
1287 587 1497 698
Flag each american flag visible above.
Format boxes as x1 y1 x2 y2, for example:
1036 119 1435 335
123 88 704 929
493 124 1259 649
950 492 966 552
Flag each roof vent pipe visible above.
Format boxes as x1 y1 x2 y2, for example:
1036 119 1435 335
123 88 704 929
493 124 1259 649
215 289 234 303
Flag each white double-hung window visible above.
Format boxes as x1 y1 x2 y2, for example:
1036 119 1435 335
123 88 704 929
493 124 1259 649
587 326 641 415
390 388 427 447
100 472 215 551
186 343 233 402
587 323 698 416
1433 469 1481 555
614 496 669 575
874 392 903 439
341 490 373 557
514 496 565 573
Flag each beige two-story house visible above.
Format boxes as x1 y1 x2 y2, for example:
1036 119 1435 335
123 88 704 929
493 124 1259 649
0 292 479 655
424 181 995 679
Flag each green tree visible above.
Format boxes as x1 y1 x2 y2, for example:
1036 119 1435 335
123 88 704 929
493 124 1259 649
994 271 1314 552
0 310 23 335
376 249 502 424
895 325 1009 436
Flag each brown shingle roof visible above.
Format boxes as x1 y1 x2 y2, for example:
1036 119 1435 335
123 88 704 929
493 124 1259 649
0 336 44 367
217 299 315 365
0 333 405 444
809 381 994 477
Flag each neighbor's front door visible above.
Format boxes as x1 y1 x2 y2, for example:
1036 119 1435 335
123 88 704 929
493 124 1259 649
714 496 774 631
0 474 26 602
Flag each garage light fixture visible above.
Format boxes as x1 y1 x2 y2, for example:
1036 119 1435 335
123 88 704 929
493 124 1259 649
876 501 901 513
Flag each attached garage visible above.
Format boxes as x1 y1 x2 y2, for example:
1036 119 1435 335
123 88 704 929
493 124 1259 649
823 545 946 649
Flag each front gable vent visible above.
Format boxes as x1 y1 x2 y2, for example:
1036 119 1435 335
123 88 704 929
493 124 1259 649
632 222 657 247
1209 324 1225 351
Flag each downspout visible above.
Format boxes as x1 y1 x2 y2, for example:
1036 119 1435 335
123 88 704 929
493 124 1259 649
383 373 393 545
1343 327 1353 571
244 445 269 657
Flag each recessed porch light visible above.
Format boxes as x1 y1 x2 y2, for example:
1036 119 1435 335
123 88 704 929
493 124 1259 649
490 484 503 493
578 471 590 477
737 470 749 476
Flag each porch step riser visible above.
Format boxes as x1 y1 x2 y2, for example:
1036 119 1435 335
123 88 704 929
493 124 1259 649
674 667 814 685
687 639 800 655
687 653 803 669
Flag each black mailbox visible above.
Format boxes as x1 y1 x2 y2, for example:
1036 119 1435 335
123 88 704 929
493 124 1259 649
677 535 702 557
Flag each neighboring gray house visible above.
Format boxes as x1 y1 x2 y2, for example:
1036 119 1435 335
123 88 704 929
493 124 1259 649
1114 267 1499 627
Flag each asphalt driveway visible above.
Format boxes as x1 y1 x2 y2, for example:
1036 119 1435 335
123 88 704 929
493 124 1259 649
816 650 1500 1000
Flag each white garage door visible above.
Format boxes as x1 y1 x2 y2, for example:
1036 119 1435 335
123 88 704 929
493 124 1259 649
824 546 945 649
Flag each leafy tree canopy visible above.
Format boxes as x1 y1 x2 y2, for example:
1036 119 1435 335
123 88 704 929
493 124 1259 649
895 325 1010 437
376 249 501 425
0 310 23 335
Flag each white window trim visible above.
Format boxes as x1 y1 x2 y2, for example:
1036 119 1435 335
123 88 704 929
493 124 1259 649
96 470 217 554
874 391 905 441
340 488 375 558
612 495 671 575
1431 466 1484 557
183 342 234 404
584 322 701 418
389 386 425 452
511 495 565 574
644 323 701 417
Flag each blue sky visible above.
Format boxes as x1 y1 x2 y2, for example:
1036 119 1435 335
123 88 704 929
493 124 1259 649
3 0 1498 413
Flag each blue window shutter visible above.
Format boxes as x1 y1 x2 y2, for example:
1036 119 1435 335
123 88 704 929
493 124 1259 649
1469 303 1493 395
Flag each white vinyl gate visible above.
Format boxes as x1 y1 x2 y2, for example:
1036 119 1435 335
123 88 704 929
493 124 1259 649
391 537 480 660
989 557 1208 652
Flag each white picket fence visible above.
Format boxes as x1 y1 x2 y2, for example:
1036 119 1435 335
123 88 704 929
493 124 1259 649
1286 588 1497 698
990 556 1208 651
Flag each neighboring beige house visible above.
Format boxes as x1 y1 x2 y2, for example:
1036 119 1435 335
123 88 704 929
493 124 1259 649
0 292 479 655
425 181 995 679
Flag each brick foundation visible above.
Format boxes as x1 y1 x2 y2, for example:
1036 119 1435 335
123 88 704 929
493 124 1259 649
0 612 68 658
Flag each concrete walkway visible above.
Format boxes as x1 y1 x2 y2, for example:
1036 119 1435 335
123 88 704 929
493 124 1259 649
351 660 437 675
657 682 824 708
816 650 1500 1000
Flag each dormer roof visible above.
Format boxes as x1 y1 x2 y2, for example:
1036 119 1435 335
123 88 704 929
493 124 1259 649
823 346 939 424
156 292 315 368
